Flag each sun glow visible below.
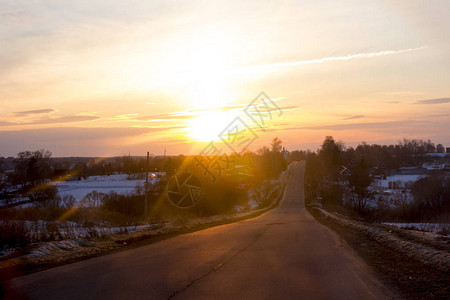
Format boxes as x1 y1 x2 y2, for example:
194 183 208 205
158 29 242 110
187 111 233 142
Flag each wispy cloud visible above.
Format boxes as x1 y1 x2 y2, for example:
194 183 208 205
255 46 428 69
0 121 15 126
282 120 425 131
426 113 450 118
188 101 297 114
0 115 100 126
134 101 297 122
415 98 450 105
342 115 365 120
370 91 425 96
136 113 196 121
189 105 245 113
31 116 100 125
15 108 55 116
278 106 300 111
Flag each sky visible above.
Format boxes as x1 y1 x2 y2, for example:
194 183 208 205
1 0 449 157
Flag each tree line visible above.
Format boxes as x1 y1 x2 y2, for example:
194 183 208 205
1 138 287 221
302 137 449 222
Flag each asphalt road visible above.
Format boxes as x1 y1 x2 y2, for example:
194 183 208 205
11 161 396 299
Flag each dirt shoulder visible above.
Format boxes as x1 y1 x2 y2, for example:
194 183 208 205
308 207 450 300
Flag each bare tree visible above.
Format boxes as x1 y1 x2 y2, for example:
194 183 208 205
80 191 106 208
62 194 77 208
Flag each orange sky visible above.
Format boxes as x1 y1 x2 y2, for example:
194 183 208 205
1 1 449 157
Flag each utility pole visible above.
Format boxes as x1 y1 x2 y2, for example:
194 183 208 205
144 151 149 219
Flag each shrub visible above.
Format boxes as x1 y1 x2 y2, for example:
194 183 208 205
0 220 30 249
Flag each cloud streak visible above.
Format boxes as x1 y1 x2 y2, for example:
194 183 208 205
136 113 196 121
0 115 100 126
15 108 55 116
343 115 365 120
281 120 426 131
134 103 298 122
30 116 100 125
255 46 428 69
415 98 450 105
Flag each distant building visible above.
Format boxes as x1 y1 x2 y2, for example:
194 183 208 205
446 147 450 154
281 147 289 160
396 167 427 175
370 167 387 179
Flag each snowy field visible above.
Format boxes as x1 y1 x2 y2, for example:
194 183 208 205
374 174 424 188
53 173 163 202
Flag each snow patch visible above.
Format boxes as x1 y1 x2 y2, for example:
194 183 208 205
53 173 163 204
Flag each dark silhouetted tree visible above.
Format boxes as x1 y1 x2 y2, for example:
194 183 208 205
318 136 342 181
349 157 372 214
13 149 52 186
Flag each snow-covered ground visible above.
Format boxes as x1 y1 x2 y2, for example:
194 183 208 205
383 222 450 236
0 220 157 239
53 173 163 203
0 220 160 257
313 207 450 273
374 174 424 188
364 174 424 208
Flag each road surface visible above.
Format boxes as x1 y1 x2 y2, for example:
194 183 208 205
11 161 396 299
